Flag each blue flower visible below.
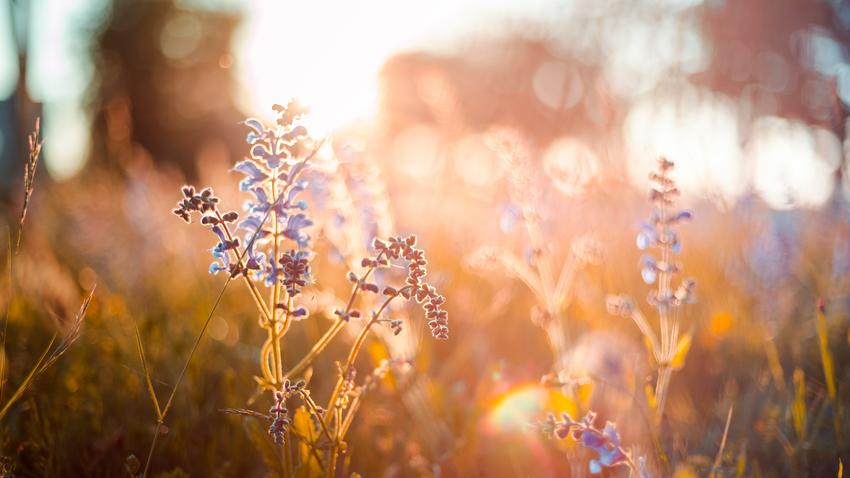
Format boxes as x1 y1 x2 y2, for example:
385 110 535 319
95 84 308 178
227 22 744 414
233 159 269 192
547 412 636 476
241 118 267 144
582 422 628 471
640 255 657 284
211 225 234 253
671 238 682 254
285 180 309 208
250 143 286 169
636 224 656 250
669 210 692 224
284 213 313 248
244 231 267 272
246 187 271 214
209 250 230 275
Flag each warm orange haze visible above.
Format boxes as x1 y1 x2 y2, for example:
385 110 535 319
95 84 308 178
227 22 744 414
0 0 848 476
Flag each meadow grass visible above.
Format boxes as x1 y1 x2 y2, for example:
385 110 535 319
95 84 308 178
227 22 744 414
0 109 847 478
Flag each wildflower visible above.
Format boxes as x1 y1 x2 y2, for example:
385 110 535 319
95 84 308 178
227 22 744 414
607 157 696 419
280 250 311 297
172 104 449 466
268 390 290 445
388 319 403 335
541 411 646 476
335 364 357 410
334 308 362 322
233 160 268 191
266 379 308 445
370 235 448 339
172 186 251 276
230 104 316 286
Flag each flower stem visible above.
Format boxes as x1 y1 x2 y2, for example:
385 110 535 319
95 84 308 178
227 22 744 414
323 288 407 474
282 252 386 380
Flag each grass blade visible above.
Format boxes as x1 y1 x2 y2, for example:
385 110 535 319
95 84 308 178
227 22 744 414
0 333 57 422
815 299 841 443
710 405 734 478
135 323 163 422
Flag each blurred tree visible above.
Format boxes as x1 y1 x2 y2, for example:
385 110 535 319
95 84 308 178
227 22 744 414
701 0 848 132
0 0 41 203
380 0 850 148
87 0 243 178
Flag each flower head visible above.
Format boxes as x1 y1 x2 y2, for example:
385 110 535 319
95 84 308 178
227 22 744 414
370 235 449 339
541 411 644 476
280 250 311 297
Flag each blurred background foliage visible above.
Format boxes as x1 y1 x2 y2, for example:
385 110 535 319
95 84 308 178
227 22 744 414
0 0 849 476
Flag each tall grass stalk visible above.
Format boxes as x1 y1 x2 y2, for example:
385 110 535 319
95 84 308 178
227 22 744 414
607 158 696 421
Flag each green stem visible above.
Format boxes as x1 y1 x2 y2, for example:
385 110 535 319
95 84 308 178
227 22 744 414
270 166 285 384
283 319 345 380
215 212 273 323
283 252 386 380
299 390 334 444
325 288 403 413
323 288 408 475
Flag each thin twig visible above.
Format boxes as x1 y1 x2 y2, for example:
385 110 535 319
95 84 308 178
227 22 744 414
710 405 734 478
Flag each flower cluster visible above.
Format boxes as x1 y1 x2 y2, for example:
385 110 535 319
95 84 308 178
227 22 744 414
173 104 323 403
172 186 252 277
173 103 316 289
630 158 696 313
541 411 648 477
280 250 311 297
172 186 219 222
370 236 448 340
606 157 696 419
234 101 314 287
635 158 695 306
335 364 357 411
268 389 290 445
267 379 306 444
173 105 449 465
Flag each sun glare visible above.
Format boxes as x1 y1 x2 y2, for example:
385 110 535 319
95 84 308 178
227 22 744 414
486 384 547 433
234 3 383 134
233 1 463 135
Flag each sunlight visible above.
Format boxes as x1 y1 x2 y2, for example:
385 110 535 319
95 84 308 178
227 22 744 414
485 384 580 434
232 0 556 135
10 1 850 475
486 384 547 433
452 134 503 187
624 84 747 204
233 1 459 135
234 2 391 134
749 116 841 209
543 136 600 196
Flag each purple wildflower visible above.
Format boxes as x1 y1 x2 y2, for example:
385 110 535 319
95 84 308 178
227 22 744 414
268 390 290 445
542 411 645 476
280 250 311 297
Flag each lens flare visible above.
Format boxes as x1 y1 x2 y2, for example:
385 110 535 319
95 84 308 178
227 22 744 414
486 384 547 433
